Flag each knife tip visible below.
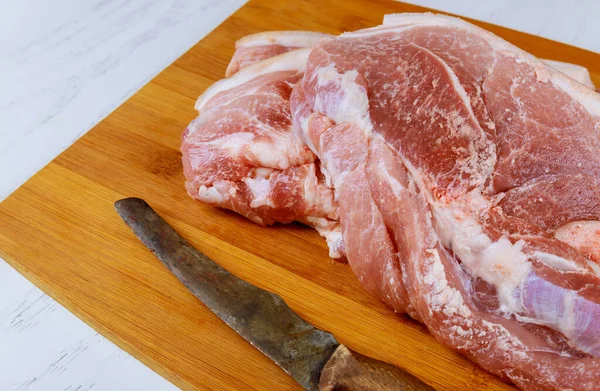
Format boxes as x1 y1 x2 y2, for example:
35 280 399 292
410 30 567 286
114 197 148 215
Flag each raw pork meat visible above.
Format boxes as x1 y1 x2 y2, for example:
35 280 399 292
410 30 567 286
181 48 343 258
183 18 600 391
543 59 596 89
225 31 333 77
225 31 596 88
291 13 600 391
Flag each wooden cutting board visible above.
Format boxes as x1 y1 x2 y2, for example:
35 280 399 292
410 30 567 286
1 1 599 390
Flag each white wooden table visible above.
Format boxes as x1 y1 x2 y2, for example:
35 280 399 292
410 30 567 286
1 0 598 389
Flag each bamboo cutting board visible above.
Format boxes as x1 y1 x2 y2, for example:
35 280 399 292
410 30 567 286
1 1 599 390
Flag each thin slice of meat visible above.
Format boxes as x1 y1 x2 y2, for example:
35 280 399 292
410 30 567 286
543 59 596 89
225 31 333 77
226 31 596 88
292 13 600 390
182 49 343 258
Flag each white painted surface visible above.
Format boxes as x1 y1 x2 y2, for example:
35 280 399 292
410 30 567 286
0 261 175 391
403 0 600 53
0 1 598 390
0 0 246 390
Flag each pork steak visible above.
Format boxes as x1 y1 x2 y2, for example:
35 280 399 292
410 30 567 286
291 13 600 391
182 16 600 391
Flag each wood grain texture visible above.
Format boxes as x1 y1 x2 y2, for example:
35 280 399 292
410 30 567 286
1 0 599 390
0 259 176 391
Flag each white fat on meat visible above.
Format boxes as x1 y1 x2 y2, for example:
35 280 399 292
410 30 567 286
433 190 589 321
246 135 301 168
432 192 531 313
197 184 231 204
542 59 595 89
423 248 472 318
235 31 333 49
225 31 334 77
314 65 373 137
532 251 588 272
243 177 273 208
196 49 310 112
588 260 600 276
306 216 344 259
211 132 255 156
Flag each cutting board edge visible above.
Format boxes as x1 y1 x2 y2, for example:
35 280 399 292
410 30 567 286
1 0 599 390
0 192 198 391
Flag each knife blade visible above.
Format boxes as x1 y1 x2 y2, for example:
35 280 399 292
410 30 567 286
115 197 435 391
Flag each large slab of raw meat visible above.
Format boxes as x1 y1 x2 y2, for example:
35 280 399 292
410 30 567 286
181 14 600 391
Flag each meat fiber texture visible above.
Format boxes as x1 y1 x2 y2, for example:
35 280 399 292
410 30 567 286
181 18 600 391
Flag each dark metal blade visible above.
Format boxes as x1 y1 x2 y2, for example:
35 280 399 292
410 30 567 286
115 197 339 391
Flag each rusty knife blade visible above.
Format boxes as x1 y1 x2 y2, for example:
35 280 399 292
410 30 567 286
115 197 339 391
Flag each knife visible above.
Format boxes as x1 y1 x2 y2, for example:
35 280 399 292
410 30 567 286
115 197 435 391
